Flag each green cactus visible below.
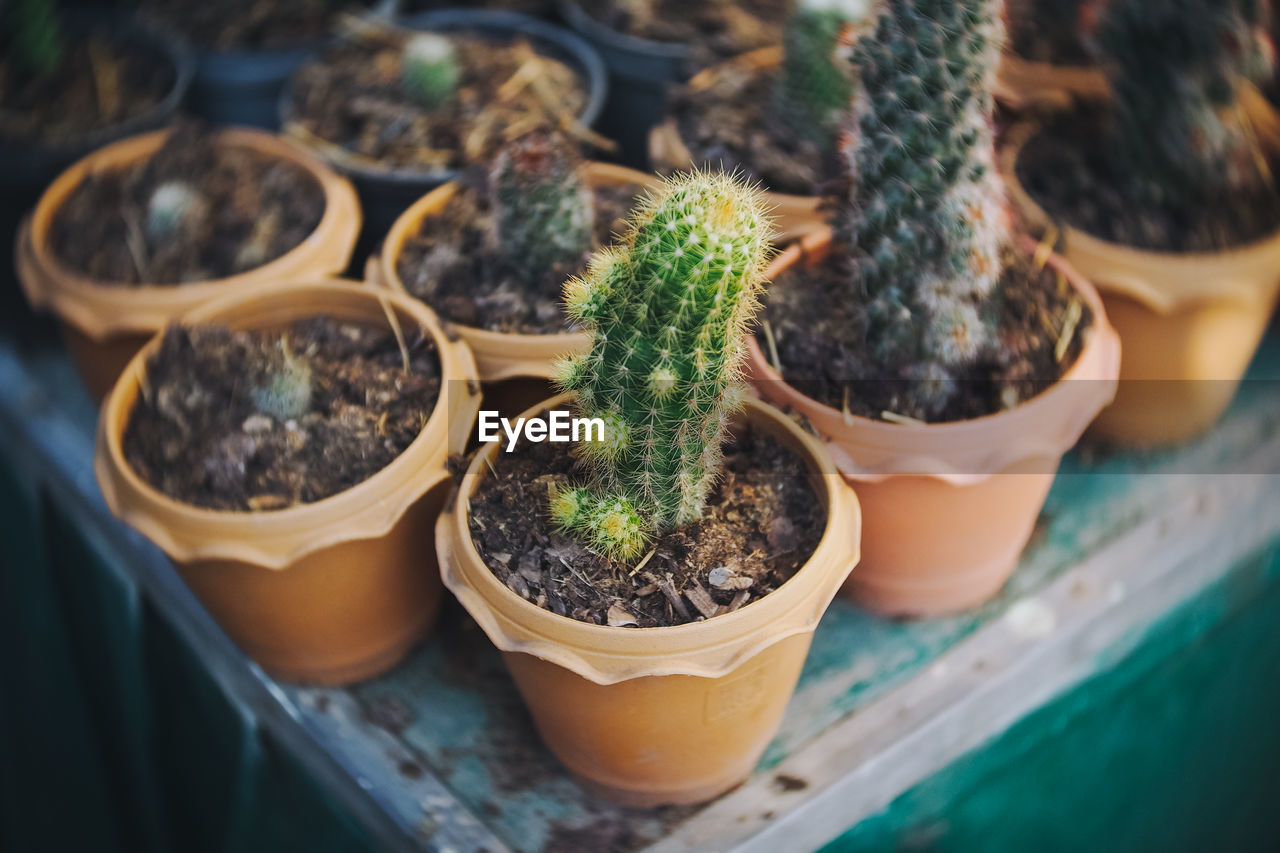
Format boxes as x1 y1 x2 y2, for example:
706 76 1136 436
251 339 313 421
6 0 65 76
401 32 459 109
489 130 595 285
776 0 865 149
549 172 774 560
838 0 1009 418
146 181 207 241
1090 0 1276 209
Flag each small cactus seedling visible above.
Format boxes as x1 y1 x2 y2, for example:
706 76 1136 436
251 338 313 421
6 0 65 76
776 0 867 149
1088 0 1277 208
489 130 595 285
838 0 1009 417
401 32 459 109
550 171 774 560
146 181 207 241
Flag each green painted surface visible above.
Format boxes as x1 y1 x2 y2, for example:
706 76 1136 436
312 335 1280 851
822 542 1280 853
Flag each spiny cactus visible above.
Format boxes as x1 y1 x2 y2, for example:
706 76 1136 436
7 0 64 76
839 0 1009 417
550 172 773 560
777 0 866 149
146 181 207 241
251 339 312 421
1088 0 1276 208
489 130 595 285
401 32 459 109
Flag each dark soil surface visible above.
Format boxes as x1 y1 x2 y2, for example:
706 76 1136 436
663 62 833 196
760 249 1092 423
134 0 369 51
468 418 824 628
0 33 173 145
577 0 789 73
125 317 441 511
1015 110 1280 252
1007 0 1092 66
395 177 643 333
50 123 324 284
288 31 588 172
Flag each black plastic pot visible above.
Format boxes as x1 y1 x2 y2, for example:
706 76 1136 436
0 18 194 198
184 0 399 129
557 0 688 169
187 44 319 129
0 15 192 332
279 8 608 271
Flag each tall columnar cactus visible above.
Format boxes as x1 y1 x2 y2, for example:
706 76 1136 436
489 130 595 285
839 0 1009 416
550 172 773 560
777 0 866 148
1089 0 1276 206
401 32 459 109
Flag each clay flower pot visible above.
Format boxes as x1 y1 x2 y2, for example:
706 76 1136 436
746 229 1121 617
16 127 362 402
995 54 1108 112
1001 125 1280 447
95 280 483 685
375 161 659 384
437 392 861 806
648 50 823 246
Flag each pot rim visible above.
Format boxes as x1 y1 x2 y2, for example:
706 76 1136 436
437 391 862 685
94 279 482 569
18 126 362 340
746 227 1122 483
556 0 691 60
375 161 662 380
278 8 609 185
1000 122 1280 311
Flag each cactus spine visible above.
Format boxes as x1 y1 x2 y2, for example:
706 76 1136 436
146 181 207 241
1090 0 1276 208
401 32 459 109
840 0 1009 417
777 0 866 148
489 130 595 285
251 338 312 421
550 172 774 560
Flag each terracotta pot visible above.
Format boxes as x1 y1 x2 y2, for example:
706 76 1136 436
647 48 823 245
995 54 1108 112
437 392 861 806
95 280 483 685
374 161 659 384
1001 124 1280 447
16 127 362 402
746 229 1120 617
